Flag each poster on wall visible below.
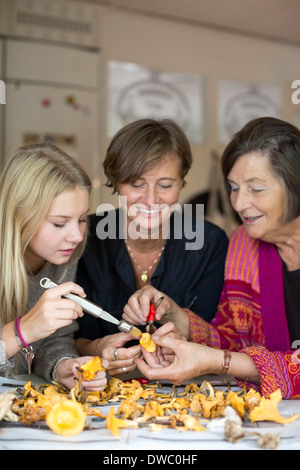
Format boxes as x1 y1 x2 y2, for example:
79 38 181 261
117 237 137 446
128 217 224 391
108 61 205 144
218 79 282 143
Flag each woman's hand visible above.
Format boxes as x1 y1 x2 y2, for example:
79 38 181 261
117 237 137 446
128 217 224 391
148 322 187 363
136 334 223 385
19 282 86 345
54 356 109 391
123 286 191 339
101 332 142 377
136 333 261 385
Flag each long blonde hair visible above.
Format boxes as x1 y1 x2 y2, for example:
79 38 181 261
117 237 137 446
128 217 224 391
0 141 92 324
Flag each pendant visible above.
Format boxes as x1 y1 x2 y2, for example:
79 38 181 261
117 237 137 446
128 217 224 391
141 273 148 282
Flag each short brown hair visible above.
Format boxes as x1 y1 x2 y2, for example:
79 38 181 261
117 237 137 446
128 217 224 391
221 117 300 223
103 118 193 193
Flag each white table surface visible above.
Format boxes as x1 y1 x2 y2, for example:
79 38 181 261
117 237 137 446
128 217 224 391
0 374 299 451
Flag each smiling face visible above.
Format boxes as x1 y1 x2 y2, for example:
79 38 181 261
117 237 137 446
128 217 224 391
117 154 183 238
25 187 90 272
227 152 286 242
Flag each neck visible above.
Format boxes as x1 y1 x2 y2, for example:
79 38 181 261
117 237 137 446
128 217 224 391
126 235 165 253
271 217 300 270
125 237 165 285
122 208 171 252
25 251 47 275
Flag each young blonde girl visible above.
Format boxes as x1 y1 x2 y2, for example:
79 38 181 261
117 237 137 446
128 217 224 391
0 142 107 390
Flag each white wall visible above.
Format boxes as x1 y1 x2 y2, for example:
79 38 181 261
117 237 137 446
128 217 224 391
1 1 300 208
95 6 300 207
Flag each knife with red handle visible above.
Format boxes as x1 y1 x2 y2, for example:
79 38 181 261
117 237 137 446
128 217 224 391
147 296 164 334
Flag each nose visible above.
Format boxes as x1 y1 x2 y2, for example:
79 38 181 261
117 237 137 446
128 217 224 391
66 222 84 244
231 189 251 213
143 186 161 207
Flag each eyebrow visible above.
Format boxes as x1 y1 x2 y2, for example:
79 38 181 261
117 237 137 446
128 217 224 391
136 176 178 182
227 177 267 184
48 209 90 219
48 215 71 220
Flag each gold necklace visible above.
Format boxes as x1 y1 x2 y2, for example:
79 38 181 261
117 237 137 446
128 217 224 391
125 240 165 283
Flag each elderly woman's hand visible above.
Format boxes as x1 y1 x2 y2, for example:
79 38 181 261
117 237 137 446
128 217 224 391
142 322 187 366
136 336 223 385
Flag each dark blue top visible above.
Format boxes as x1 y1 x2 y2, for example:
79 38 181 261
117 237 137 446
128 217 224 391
281 259 300 345
75 210 228 341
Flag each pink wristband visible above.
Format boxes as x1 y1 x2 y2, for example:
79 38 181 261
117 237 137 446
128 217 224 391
15 316 30 348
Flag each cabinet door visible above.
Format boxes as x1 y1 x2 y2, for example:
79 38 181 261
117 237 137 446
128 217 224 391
5 82 101 209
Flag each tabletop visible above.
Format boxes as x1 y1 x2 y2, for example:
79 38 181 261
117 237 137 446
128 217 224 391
0 373 299 452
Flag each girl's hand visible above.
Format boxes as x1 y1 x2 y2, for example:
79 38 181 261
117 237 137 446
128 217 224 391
20 282 86 344
54 356 109 391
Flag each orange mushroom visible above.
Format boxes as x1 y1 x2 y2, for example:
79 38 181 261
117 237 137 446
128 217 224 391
76 356 105 381
46 400 86 436
140 332 156 352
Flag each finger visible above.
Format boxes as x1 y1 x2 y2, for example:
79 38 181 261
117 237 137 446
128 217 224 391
56 298 84 315
45 282 86 299
42 298 83 320
111 344 140 361
151 295 170 321
102 358 109 370
146 324 157 334
83 374 107 391
161 346 173 356
112 332 140 348
156 346 171 367
152 322 177 338
151 333 178 351
135 357 169 380
122 303 144 325
109 345 140 367
141 349 162 368
138 293 154 319
71 360 82 376
107 361 137 376
132 286 157 313
125 344 143 359
49 305 82 322
112 356 137 370
162 354 175 364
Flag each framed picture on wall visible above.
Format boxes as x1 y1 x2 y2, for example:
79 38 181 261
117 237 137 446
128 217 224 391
218 79 282 143
108 61 205 144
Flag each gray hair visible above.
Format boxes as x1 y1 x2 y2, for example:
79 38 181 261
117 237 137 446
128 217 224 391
221 117 300 223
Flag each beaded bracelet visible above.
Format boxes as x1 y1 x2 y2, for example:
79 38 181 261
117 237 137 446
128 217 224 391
14 316 35 374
